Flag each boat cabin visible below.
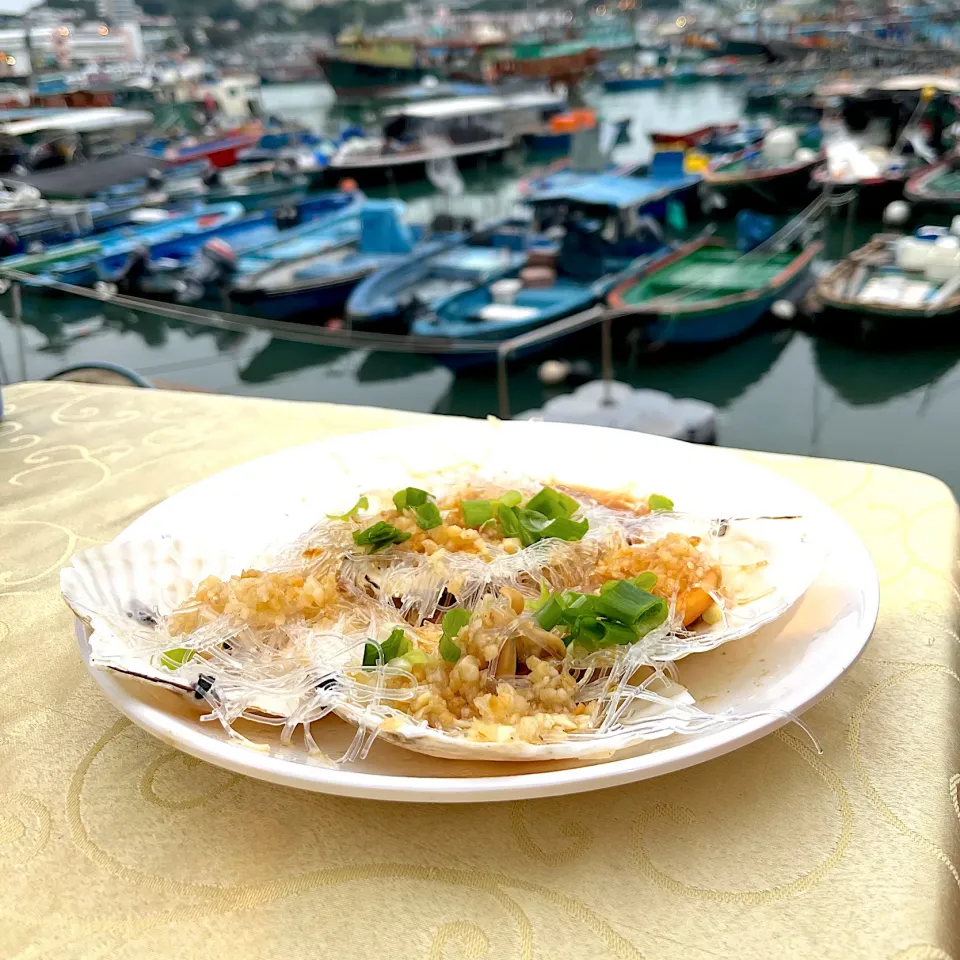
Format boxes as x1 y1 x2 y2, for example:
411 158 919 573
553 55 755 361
381 91 566 149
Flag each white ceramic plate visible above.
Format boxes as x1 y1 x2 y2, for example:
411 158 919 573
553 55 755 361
70 421 879 802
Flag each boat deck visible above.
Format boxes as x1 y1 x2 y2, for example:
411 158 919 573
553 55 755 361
622 248 797 305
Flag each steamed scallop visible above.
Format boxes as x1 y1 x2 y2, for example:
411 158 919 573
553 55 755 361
61 474 823 762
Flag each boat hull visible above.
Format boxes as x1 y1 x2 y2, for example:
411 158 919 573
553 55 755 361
230 273 369 320
639 274 809 344
325 141 509 187
705 160 820 213
317 54 427 98
603 77 665 92
904 160 960 211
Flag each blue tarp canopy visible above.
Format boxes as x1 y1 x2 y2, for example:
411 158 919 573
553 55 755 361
527 172 701 210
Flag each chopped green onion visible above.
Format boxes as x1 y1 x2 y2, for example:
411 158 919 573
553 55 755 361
461 499 495 528
413 502 442 530
353 521 412 553
497 504 523 539
594 580 660 627
525 486 579 520
528 580 551 611
535 594 565 631
648 494 674 512
536 516 589 543
633 596 669 637
498 490 522 508
381 627 411 662
363 628 412 667
631 572 658 591
160 648 193 669
325 495 368 522
439 634 461 663
393 487 430 511
404 649 428 665
439 608 471 663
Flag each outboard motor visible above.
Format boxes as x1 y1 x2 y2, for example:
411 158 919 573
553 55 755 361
179 237 239 300
202 168 222 188
274 204 302 230
146 168 165 190
98 244 152 291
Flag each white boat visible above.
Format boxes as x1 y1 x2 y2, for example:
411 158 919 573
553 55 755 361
325 91 565 185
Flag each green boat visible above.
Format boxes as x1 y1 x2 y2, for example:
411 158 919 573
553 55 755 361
904 157 960 210
607 236 820 344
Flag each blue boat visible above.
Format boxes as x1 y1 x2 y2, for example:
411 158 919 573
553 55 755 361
346 217 535 331
603 76 666 92
408 182 682 367
98 192 364 302
13 203 246 288
228 199 437 319
524 150 702 222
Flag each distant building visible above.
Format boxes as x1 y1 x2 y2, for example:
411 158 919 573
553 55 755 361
97 0 140 24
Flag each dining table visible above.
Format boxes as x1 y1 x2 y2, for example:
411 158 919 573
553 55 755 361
1 378 958 960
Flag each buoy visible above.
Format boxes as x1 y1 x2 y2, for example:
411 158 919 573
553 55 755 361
793 147 817 163
771 299 796 321
883 200 910 226
338 178 359 193
538 359 571 385
420 75 439 89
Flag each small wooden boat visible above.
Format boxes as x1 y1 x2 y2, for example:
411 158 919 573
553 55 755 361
228 200 429 319
702 148 823 213
346 217 532 330
8 203 246 288
904 157 960 211
607 235 821 345
813 233 960 342
408 181 677 367
650 123 738 149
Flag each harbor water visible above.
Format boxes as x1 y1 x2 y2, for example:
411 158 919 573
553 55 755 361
4 81 960 492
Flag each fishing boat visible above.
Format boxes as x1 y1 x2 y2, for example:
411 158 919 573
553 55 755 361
599 62 665 93
162 162 309 213
346 216 534 331
5 203 245 288
904 156 960 211
524 153 702 221
323 92 566 186
607 235 821 345
316 35 429 100
227 200 436 319
812 152 926 213
158 123 265 169
407 180 679 366
649 123 739 149
101 192 362 303
813 231 960 342
701 129 823 213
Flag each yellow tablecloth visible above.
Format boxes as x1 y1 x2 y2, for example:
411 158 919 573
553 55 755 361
2 380 959 960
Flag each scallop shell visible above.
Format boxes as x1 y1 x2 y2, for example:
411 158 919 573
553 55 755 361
333 679 700 762
620 513 827 662
62 538 248 698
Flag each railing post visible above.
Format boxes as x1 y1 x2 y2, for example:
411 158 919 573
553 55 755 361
12 281 26 382
601 312 613 407
497 347 511 420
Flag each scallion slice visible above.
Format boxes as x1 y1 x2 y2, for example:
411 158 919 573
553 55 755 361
414 502 442 530
353 521 412 553
461 499 495 528
160 648 193 669
439 608 471 663
648 494 674 511
393 486 430 511
535 594 565 631
325 495 368 522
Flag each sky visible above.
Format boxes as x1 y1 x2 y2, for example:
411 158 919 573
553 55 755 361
0 0 39 13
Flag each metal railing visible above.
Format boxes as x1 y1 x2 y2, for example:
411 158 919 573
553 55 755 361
0 266 616 421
